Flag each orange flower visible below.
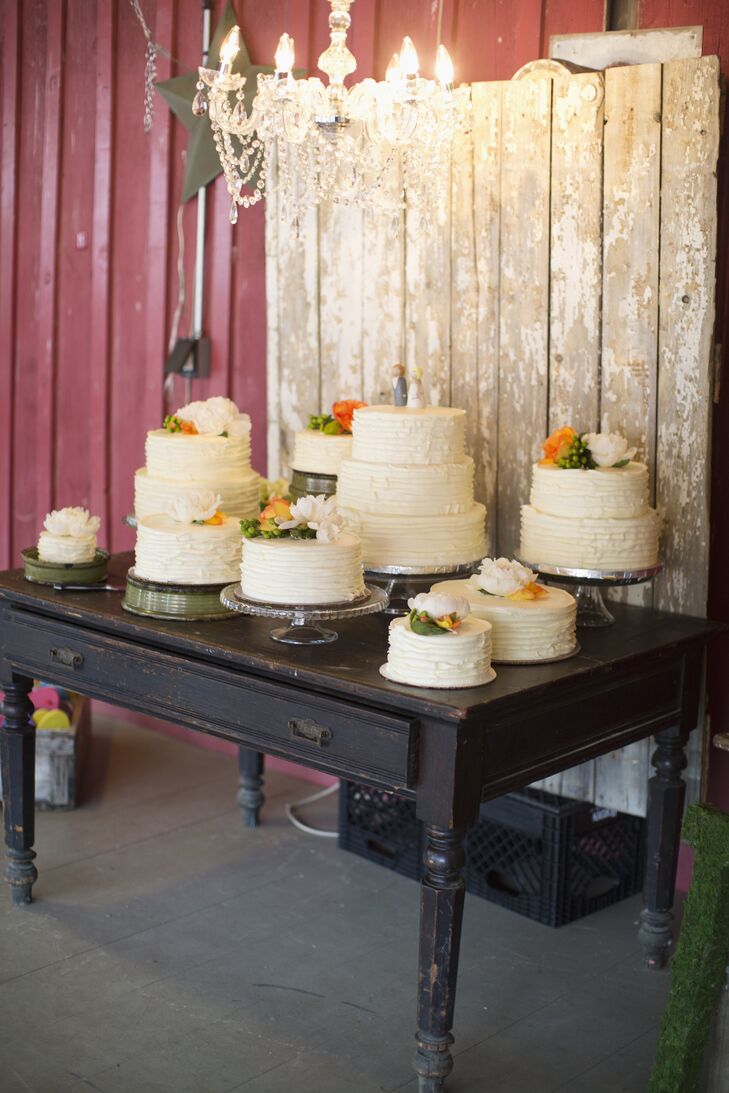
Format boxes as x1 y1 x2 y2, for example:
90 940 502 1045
332 399 367 434
507 581 549 601
181 419 198 435
434 613 463 631
203 512 224 526
259 496 291 532
540 425 576 466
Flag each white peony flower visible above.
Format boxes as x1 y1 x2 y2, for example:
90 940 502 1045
44 507 101 538
582 432 636 468
176 396 242 437
471 557 535 597
314 514 345 543
169 491 222 524
408 592 470 622
224 413 250 439
278 494 338 531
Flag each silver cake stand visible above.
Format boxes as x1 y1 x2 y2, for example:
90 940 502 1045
220 584 389 644
365 560 483 618
519 561 664 628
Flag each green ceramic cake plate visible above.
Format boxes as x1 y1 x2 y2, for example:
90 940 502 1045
122 567 237 621
289 469 338 500
22 547 110 587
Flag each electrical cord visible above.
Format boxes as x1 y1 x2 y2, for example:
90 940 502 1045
285 782 339 838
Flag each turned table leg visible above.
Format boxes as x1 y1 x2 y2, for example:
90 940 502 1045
237 747 264 828
413 825 467 1092
639 724 689 970
1 674 37 905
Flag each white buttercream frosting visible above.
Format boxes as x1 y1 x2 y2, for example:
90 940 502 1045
240 532 365 604
337 456 475 516
135 467 259 521
432 578 576 662
134 514 242 585
338 503 487 568
38 532 97 564
351 405 466 465
290 430 353 476
520 505 660 570
382 615 495 688
529 461 650 519
144 430 252 480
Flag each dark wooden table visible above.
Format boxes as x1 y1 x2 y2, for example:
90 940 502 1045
0 554 720 1091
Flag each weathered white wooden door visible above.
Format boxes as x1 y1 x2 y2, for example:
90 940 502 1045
265 55 720 815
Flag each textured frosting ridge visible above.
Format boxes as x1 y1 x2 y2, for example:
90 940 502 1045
530 462 649 519
134 515 242 585
520 505 660 570
339 504 487 568
37 531 97 564
145 430 252 481
351 405 466 465
337 457 474 516
383 615 494 688
290 431 353 476
240 532 365 605
431 578 576 662
134 467 259 521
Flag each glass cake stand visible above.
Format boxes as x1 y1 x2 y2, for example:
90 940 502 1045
519 561 664 627
365 560 483 617
220 584 389 644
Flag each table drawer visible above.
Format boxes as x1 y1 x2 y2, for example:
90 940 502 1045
1 609 417 790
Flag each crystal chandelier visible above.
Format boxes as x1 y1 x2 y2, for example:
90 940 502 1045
195 0 469 227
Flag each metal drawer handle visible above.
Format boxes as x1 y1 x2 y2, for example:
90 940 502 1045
49 646 84 670
289 718 332 747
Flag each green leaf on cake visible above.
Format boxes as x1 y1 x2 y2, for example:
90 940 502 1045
408 609 450 637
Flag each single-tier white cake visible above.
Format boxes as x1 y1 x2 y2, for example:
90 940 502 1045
521 462 660 570
337 405 487 569
37 508 100 564
135 398 259 521
134 514 242 585
241 532 365 605
382 615 494 688
431 578 576 662
290 430 353 476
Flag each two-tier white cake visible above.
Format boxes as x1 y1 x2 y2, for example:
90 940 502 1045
135 397 259 521
336 406 487 569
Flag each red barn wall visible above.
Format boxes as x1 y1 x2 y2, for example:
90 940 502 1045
3 0 729 803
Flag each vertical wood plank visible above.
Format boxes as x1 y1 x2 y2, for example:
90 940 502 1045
471 81 502 550
319 204 364 408
655 55 720 618
497 74 552 556
231 202 268 474
88 0 114 545
404 177 451 408
0 0 20 568
601 62 661 610
362 196 405 405
35 0 66 521
549 72 604 432
265 148 281 478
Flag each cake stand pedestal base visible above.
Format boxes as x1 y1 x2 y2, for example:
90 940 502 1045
518 562 664 629
220 585 389 644
366 561 482 618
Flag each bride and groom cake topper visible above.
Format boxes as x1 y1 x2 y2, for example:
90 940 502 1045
391 364 425 408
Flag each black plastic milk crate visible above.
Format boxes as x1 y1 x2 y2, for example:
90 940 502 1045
338 783 646 927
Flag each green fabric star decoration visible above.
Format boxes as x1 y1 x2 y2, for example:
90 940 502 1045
157 1 284 203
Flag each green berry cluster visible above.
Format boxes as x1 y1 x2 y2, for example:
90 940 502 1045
240 518 265 539
558 437 595 469
307 413 343 435
163 414 184 433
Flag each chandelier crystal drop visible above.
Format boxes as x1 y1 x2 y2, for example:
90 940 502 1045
196 0 470 227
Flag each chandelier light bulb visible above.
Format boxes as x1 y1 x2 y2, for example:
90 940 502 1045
398 36 419 78
220 26 241 65
275 33 295 74
435 44 454 88
385 53 401 83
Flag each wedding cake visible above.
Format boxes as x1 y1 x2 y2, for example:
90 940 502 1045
37 508 101 564
336 406 487 569
432 558 576 663
290 400 365 477
520 428 661 571
134 493 241 585
240 494 365 605
381 593 495 689
135 397 259 521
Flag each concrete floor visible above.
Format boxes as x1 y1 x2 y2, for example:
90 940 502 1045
0 714 673 1093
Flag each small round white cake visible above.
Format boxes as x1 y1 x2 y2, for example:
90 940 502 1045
134 514 242 586
431 578 576 663
241 532 365 605
290 430 353 476
37 508 100 564
382 615 495 689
